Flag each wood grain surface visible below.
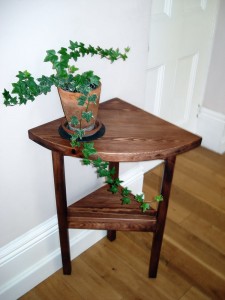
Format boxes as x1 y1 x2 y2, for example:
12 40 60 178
29 98 201 161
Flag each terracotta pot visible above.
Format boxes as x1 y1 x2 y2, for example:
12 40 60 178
58 84 101 131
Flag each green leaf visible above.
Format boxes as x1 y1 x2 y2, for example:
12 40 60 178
88 94 97 104
154 195 163 202
122 196 131 205
113 178 123 186
2 89 18 106
69 40 79 50
82 142 97 158
105 177 114 184
79 42 88 56
70 133 81 147
83 158 91 165
37 75 54 94
70 51 81 61
69 65 79 73
97 168 110 177
58 47 68 55
77 95 87 106
88 45 98 55
16 70 31 80
70 115 79 126
82 111 93 123
122 187 131 197
44 50 58 63
93 157 103 167
109 185 118 194
135 194 145 203
75 129 85 140
83 142 95 150
90 75 100 86
109 167 116 176
140 202 150 212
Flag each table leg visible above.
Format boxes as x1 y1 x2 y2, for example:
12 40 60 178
149 156 176 278
52 151 71 275
107 162 119 242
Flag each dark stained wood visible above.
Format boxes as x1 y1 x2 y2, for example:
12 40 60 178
67 185 157 231
29 98 202 161
107 162 119 241
52 151 71 275
28 98 202 279
149 156 176 278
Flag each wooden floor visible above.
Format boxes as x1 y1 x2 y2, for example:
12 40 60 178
20 147 225 300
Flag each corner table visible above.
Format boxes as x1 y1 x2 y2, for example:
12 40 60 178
28 98 201 278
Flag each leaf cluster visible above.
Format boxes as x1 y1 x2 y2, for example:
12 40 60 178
3 41 130 106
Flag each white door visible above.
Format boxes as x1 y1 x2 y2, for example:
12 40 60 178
145 0 220 132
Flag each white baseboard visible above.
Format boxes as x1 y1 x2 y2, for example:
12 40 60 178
197 107 225 154
0 163 153 300
0 216 106 300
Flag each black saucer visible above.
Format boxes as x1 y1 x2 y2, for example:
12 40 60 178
58 123 105 142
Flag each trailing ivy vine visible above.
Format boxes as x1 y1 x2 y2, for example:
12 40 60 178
70 92 163 213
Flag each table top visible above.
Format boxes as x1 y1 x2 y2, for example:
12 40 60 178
28 98 202 162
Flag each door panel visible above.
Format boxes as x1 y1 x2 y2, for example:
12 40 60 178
145 0 219 131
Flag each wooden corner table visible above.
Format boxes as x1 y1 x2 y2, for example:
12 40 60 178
28 98 201 278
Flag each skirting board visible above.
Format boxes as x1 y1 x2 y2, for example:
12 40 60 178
0 219 106 300
0 162 152 300
197 107 225 154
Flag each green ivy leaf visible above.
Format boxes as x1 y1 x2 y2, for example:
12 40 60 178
135 194 144 203
82 142 97 158
113 178 123 186
105 177 114 184
122 196 131 205
109 167 116 176
58 47 68 55
37 75 54 94
76 129 85 140
82 111 93 123
16 70 31 80
154 195 163 202
70 132 81 147
69 65 79 74
44 50 58 63
77 95 87 106
122 187 131 197
83 158 91 165
88 94 97 104
109 185 118 194
93 157 103 167
69 40 79 50
2 89 18 106
88 45 98 55
140 202 150 212
70 116 79 126
97 167 110 177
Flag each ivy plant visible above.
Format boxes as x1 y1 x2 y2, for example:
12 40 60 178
2 41 130 106
2 40 163 212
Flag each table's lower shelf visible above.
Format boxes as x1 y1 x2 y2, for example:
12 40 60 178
67 185 157 231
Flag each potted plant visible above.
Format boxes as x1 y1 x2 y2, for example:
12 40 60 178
2 40 163 211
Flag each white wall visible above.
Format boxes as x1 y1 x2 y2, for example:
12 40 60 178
0 0 151 298
197 0 225 154
203 0 225 115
